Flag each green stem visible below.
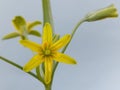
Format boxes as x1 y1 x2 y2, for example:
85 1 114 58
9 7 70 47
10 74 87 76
42 0 54 31
0 56 43 83
62 18 87 52
51 18 86 84
45 84 52 90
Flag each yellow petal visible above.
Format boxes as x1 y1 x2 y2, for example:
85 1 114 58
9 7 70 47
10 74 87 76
23 54 44 72
20 40 41 52
42 23 53 43
54 53 77 64
44 58 52 84
12 16 26 33
27 21 42 31
52 34 71 50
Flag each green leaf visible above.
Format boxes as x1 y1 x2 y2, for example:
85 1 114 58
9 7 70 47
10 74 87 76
27 21 42 30
12 16 26 32
2 32 20 40
29 30 41 37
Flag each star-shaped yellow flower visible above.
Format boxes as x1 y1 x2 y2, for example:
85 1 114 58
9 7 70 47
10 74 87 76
2 16 41 40
20 23 77 84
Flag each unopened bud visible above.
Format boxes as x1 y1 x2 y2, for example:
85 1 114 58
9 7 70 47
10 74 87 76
85 4 118 22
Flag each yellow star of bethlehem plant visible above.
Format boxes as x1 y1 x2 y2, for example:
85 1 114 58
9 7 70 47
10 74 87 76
20 23 77 84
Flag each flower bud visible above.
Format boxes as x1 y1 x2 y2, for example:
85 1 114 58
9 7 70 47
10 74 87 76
85 4 118 22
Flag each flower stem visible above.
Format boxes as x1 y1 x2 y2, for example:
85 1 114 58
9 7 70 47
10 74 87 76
45 84 52 90
51 18 86 84
0 56 43 83
42 0 54 31
62 18 87 52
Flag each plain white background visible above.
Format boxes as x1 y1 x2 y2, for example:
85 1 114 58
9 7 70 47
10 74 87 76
0 0 120 90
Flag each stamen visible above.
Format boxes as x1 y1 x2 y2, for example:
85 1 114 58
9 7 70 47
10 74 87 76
44 50 51 55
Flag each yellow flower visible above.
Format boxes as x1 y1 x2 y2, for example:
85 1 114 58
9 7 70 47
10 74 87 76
20 23 77 84
2 16 41 40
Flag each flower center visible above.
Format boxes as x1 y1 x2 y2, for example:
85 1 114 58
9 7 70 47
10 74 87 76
44 49 51 56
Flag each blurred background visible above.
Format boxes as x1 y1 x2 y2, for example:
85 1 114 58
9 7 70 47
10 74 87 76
0 0 120 90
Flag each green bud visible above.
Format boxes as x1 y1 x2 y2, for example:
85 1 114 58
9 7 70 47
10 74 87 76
2 32 20 40
85 4 118 22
